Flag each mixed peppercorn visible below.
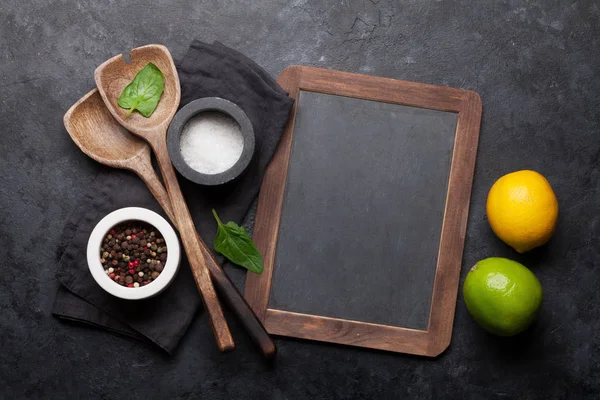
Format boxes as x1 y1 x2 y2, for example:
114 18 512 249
100 221 168 288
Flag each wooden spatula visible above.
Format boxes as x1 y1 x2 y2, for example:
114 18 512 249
94 44 234 352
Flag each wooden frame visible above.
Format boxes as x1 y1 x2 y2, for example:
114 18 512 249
244 66 482 356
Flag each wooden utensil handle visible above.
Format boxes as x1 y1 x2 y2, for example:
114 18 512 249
131 150 177 223
199 240 277 358
149 133 234 352
134 154 276 358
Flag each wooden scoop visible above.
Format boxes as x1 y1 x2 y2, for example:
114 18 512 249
63 90 170 214
64 89 276 357
94 45 234 351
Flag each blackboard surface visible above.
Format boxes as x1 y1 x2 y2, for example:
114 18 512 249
269 90 458 329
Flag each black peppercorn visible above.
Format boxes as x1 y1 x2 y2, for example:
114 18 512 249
100 220 167 288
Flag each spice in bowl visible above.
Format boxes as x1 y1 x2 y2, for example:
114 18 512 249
179 111 244 175
100 221 168 288
167 97 255 186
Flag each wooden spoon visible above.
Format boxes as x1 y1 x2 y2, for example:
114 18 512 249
94 44 234 351
64 89 275 357
63 89 170 214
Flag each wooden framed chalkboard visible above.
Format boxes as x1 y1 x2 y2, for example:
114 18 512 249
245 66 481 356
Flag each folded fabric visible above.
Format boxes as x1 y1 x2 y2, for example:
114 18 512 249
53 40 294 354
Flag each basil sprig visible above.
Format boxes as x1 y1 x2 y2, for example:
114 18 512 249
117 62 164 117
212 209 264 274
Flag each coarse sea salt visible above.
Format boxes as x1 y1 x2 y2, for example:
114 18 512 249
179 111 244 175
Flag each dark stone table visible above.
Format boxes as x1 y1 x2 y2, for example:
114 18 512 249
2 1 599 398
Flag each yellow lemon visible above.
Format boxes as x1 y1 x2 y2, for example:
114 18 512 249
486 170 558 253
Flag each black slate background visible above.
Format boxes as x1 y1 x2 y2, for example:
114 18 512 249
1 1 599 399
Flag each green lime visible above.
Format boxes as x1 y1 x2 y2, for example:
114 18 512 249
463 257 543 336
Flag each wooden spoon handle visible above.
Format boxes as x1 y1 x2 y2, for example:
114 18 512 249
131 148 177 223
149 133 234 352
205 251 277 358
131 150 177 224
132 153 276 358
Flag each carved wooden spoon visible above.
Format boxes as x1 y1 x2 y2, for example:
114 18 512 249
64 89 275 357
94 44 234 351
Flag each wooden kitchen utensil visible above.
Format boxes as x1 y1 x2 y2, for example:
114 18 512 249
64 89 275 357
94 44 234 352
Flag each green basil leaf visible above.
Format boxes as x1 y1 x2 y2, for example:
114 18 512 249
212 209 264 274
117 62 164 117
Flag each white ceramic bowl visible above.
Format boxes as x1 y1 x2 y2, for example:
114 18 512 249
87 207 181 300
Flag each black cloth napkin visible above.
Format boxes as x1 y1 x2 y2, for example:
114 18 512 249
53 40 294 354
